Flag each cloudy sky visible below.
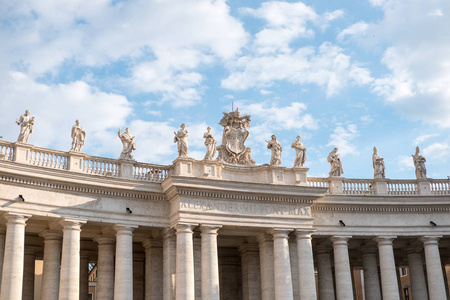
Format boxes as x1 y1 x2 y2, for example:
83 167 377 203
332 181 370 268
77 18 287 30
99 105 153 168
1 0 449 179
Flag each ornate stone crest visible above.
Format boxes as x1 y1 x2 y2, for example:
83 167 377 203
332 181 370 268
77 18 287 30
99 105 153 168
217 108 255 165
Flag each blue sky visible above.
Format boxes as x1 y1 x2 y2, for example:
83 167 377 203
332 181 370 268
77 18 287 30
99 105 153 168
1 0 449 179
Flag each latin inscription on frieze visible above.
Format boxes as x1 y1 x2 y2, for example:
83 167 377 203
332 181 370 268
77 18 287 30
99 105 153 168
180 199 311 217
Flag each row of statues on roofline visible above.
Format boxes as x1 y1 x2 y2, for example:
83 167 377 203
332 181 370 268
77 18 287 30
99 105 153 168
13 109 428 179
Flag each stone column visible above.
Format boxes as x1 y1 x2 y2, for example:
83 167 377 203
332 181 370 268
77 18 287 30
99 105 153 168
422 236 446 300
175 224 196 300
194 234 201 300
331 236 353 300
295 230 317 300
272 229 294 300
0 226 5 295
375 236 400 300
133 253 145 300
239 243 261 300
361 245 382 300
143 239 163 300
257 233 275 300
316 245 335 300
0 213 30 300
94 235 115 300
40 230 62 300
79 253 90 300
22 246 38 300
200 225 221 300
406 246 428 300
114 225 135 300
162 228 176 300
58 219 85 300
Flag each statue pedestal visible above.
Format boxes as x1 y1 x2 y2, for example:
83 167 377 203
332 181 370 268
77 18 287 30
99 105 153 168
328 177 344 194
119 159 136 179
268 165 286 184
68 151 86 173
172 157 195 177
202 160 222 179
373 178 388 195
293 167 309 186
418 178 431 195
13 142 32 164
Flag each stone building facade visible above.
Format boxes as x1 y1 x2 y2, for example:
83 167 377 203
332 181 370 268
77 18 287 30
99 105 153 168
0 140 450 300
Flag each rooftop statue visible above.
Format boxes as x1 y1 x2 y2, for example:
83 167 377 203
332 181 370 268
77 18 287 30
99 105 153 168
291 135 306 167
372 146 385 179
118 127 136 160
412 146 427 179
217 108 255 165
203 126 217 161
267 134 282 166
16 110 35 143
328 147 343 177
174 123 189 157
70 120 86 152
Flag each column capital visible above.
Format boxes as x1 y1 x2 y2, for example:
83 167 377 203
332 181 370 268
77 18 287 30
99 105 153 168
199 224 222 235
405 245 423 254
256 232 272 243
294 229 315 239
331 235 352 245
238 242 259 253
114 224 136 236
174 223 197 234
59 218 87 231
421 235 442 246
270 228 293 239
94 234 116 245
3 212 31 225
142 238 163 250
40 229 62 240
161 227 175 239
315 244 333 254
361 245 378 255
374 235 397 246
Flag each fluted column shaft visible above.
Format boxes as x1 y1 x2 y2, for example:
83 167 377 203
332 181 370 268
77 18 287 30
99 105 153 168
406 247 428 300
316 245 335 300
79 254 90 300
163 228 176 300
175 224 196 300
40 230 62 300
375 236 400 300
94 235 115 300
295 230 317 300
331 236 354 300
361 246 382 300
272 229 294 300
200 225 221 300
22 247 37 300
422 236 446 300
0 213 30 300
257 234 275 300
59 219 84 300
114 225 135 300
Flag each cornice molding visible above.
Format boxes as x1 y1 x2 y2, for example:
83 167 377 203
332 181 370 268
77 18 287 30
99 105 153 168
312 204 450 212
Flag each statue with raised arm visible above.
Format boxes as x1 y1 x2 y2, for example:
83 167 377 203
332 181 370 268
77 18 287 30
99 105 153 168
328 147 343 177
16 110 35 143
372 146 385 179
118 127 136 160
70 120 86 152
267 134 282 166
203 126 217 160
412 146 427 179
174 123 189 157
291 135 306 167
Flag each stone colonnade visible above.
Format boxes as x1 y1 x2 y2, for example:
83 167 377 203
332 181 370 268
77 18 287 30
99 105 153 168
0 212 448 300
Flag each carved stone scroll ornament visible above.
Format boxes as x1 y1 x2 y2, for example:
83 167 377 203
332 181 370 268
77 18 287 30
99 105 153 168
217 108 255 165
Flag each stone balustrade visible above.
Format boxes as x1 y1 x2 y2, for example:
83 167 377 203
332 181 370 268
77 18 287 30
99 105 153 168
0 140 448 195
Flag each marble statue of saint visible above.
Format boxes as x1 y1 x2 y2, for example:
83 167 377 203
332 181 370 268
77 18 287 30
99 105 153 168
291 135 306 167
412 146 427 179
16 110 35 143
203 127 217 160
118 127 136 160
372 146 385 179
267 135 282 166
328 147 343 177
174 123 189 157
70 120 86 152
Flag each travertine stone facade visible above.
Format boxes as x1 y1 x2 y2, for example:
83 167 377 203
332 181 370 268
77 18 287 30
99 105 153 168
1 139 450 300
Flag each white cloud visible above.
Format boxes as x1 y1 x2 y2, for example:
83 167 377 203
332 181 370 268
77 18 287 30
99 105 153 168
337 21 369 41
360 115 373 124
414 133 439 145
398 155 415 170
327 124 359 156
423 142 450 163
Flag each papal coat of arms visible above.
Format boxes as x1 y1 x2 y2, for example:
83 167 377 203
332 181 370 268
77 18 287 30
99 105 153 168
217 108 256 165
